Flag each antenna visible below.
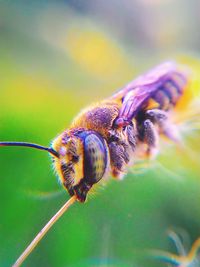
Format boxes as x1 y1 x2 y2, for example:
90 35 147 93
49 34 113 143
0 141 59 158
13 196 77 267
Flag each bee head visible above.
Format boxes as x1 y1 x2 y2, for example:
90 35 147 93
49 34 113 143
52 130 108 202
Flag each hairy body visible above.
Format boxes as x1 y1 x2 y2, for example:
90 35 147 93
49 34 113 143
52 62 187 202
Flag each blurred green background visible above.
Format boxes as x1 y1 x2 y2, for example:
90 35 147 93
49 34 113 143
1 1 200 266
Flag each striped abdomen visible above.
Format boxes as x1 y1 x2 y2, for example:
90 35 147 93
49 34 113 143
147 75 186 111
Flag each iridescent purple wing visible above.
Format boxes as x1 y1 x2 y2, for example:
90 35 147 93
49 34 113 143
111 62 187 127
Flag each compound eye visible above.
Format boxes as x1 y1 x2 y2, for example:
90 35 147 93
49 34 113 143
83 133 107 184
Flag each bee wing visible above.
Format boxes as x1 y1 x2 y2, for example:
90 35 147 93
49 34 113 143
111 62 187 126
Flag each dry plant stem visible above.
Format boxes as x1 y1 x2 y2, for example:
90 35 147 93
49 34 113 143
12 196 77 267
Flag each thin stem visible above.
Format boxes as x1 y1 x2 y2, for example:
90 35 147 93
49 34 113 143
12 196 77 267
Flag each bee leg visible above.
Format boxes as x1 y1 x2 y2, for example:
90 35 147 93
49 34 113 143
109 142 128 179
142 119 159 158
146 109 168 126
125 124 137 151
146 109 181 142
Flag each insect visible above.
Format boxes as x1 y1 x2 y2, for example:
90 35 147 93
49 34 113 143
0 61 189 266
151 230 200 266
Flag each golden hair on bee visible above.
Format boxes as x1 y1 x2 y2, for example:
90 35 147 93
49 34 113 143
1 61 198 266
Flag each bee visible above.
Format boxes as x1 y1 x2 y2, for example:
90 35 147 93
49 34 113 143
0 61 188 266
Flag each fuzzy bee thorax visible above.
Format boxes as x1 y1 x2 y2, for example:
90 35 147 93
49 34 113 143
70 101 119 139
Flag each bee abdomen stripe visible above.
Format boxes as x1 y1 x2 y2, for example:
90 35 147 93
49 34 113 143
163 82 180 104
152 90 170 110
151 76 185 110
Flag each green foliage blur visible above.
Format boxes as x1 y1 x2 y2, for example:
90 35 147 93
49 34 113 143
1 1 200 267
